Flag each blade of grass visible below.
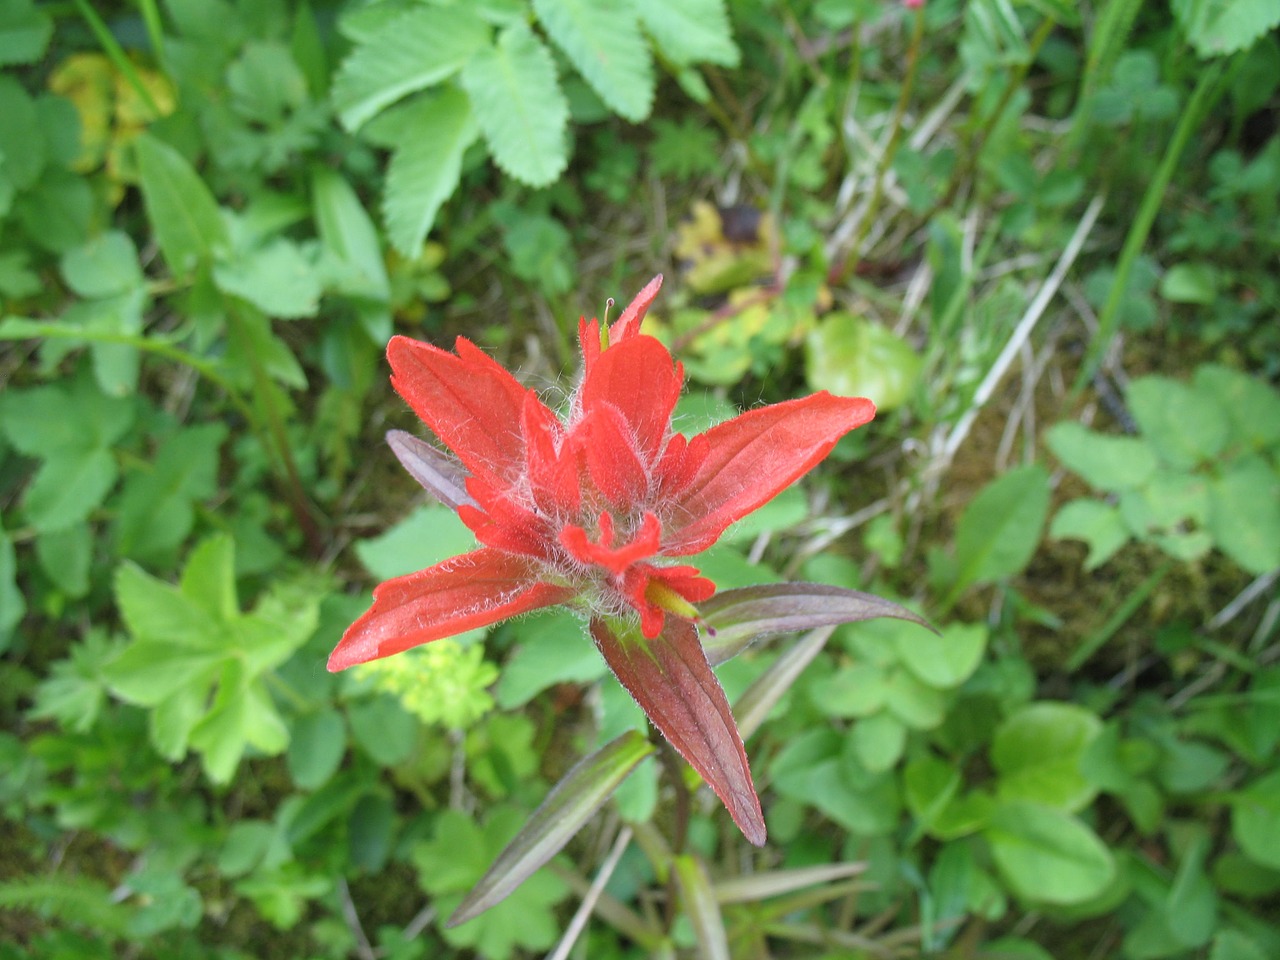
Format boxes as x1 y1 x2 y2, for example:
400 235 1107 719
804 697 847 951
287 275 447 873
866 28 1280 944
72 0 162 118
1067 560 1173 671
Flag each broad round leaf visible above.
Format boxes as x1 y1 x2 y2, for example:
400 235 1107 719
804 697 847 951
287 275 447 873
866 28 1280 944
985 801 1116 904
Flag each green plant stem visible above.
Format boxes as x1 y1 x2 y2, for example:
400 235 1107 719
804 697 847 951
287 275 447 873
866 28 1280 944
136 0 165 65
71 0 162 117
833 5 924 284
921 17 1056 228
1067 560 1174 671
1073 59 1229 392
225 308 324 557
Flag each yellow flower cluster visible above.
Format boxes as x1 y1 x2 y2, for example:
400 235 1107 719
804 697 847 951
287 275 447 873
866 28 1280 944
355 639 499 730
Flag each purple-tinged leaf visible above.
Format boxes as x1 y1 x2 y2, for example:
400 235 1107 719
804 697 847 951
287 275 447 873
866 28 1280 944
713 861 867 904
385 429 476 509
699 582 934 666
672 854 731 960
448 729 654 927
590 617 766 846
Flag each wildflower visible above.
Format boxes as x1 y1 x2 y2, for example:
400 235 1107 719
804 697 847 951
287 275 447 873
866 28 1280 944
329 276 875 844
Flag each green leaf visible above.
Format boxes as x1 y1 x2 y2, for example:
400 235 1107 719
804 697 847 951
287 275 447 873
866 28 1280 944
0 518 24 650
895 622 987 690
21 448 115 533
35 523 91 597
992 702 1102 813
698 582 933 666
637 0 739 67
805 314 922 412
1173 0 1280 58
133 133 228 275
1210 929 1270 960
1160 261 1221 304
449 731 654 925
0 375 134 457
0 0 52 65
672 854 731 960
852 711 907 773
333 5 488 130
377 88 479 256
0 77 45 189
1046 422 1159 491
286 709 347 790
950 464 1050 600
1209 455 1280 574
1128 375 1230 469
347 695 417 767
495 610 607 709
355 503 476 581
1232 768 1280 869
1050 499 1130 570
415 807 569 957
107 537 320 781
214 239 321 318
115 424 227 563
459 24 569 187
312 167 390 303
60 231 144 299
1193 364 1280 451
29 631 117 732
533 0 654 122
985 801 1116 904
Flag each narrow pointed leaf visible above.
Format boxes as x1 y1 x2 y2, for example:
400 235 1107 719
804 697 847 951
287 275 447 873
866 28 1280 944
448 730 654 926
385 430 476 509
133 133 227 275
699 582 934 665
672 854 731 960
590 617 765 845
713 862 868 904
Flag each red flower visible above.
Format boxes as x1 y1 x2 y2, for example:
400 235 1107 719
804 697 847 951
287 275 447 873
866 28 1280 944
329 276 875 845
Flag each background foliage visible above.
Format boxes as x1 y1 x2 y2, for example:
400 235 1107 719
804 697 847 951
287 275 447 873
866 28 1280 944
2 0 1278 958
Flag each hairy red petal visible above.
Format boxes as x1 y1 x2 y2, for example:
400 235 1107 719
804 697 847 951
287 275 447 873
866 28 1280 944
584 402 650 508
664 393 876 555
580 336 681 463
523 393 579 516
561 511 662 574
608 274 663 342
388 335 542 484
328 549 573 671
590 616 766 846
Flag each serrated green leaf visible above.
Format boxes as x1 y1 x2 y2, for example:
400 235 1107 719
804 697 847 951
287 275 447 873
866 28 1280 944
0 376 134 457
378 88 478 256
133 133 228 275
449 731 653 925
0 0 53 65
115 423 227 563
636 0 739 67
460 24 569 187
104 641 224 707
29 631 117 732
113 562 219 648
1173 0 1280 58
1046 422 1158 491
179 535 239 624
950 465 1050 600
333 5 488 130
533 0 654 121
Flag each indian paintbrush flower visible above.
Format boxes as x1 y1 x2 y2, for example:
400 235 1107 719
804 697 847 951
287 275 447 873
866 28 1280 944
328 276 876 845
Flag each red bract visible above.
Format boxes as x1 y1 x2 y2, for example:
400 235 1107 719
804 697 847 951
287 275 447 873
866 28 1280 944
329 276 875 845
